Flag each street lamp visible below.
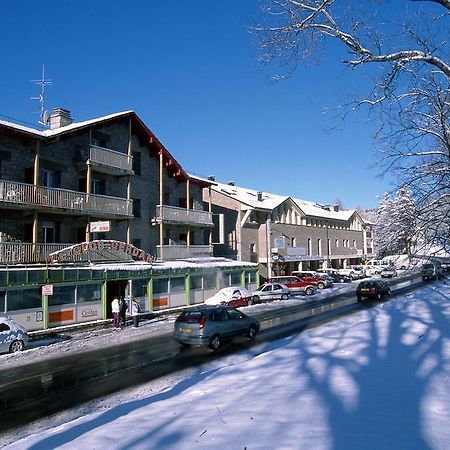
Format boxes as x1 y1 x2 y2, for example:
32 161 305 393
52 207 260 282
326 220 330 269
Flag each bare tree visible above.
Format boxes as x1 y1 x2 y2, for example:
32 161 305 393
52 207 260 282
254 0 450 252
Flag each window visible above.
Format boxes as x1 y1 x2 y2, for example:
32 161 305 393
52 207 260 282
250 243 256 253
132 152 141 175
49 285 75 306
91 179 105 195
133 199 141 218
335 239 339 248
227 309 243 320
6 288 41 311
76 284 101 303
153 278 168 294
292 237 297 247
353 240 357 248
307 238 312 256
317 238 322 256
42 222 59 244
170 277 185 292
0 322 10 332
0 290 5 313
40 169 61 188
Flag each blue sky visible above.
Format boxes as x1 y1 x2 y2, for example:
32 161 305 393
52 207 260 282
0 1 393 209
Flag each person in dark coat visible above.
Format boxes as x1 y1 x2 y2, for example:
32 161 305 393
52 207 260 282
119 297 128 327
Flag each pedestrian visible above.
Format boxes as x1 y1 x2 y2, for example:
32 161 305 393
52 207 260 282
130 297 141 327
111 296 120 329
119 297 128 327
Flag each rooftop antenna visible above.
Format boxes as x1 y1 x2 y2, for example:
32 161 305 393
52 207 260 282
31 64 52 126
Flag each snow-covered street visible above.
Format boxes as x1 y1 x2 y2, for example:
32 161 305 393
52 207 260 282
1 280 449 449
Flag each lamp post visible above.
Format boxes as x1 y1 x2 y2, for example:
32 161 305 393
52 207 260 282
326 220 330 269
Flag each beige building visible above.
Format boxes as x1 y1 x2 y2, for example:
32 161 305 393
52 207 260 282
206 180 368 279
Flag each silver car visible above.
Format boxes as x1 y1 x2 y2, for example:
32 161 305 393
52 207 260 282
0 316 28 353
174 306 259 350
252 283 290 303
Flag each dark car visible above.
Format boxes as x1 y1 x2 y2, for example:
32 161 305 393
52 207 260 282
421 262 443 281
327 272 352 283
356 279 391 301
173 306 260 350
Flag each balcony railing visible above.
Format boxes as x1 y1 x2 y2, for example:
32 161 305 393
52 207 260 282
156 245 213 261
0 180 133 217
0 242 136 265
155 205 213 227
89 145 133 173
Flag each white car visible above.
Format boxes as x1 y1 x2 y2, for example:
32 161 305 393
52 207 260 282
0 316 29 353
338 268 356 279
252 283 290 303
204 286 255 307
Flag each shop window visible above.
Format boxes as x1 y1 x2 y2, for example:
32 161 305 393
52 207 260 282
153 278 168 294
170 277 185 292
49 285 75 306
76 284 101 303
6 288 41 311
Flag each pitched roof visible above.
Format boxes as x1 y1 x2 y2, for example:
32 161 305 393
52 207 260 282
212 181 358 221
0 110 203 184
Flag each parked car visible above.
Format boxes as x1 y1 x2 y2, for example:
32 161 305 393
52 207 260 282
204 286 255 307
338 268 356 279
173 306 259 350
348 265 367 279
380 267 398 278
252 283 290 303
0 316 28 354
268 276 317 296
291 271 330 289
356 279 391 301
442 261 450 272
327 272 352 283
421 262 444 281
315 273 334 287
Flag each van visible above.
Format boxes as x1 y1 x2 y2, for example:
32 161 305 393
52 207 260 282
421 262 443 281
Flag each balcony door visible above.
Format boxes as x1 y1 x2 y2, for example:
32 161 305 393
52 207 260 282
42 222 59 244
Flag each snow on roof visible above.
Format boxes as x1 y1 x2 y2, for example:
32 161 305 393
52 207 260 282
212 181 289 210
43 110 134 137
293 198 357 221
0 111 134 138
212 181 358 221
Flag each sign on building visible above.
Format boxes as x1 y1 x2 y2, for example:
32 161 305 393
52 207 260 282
42 285 53 296
90 221 111 233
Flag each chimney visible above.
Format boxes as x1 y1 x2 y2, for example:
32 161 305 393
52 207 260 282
228 181 235 186
333 204 340 212
207 175 215 181
257 191 263 201
50 107 73 129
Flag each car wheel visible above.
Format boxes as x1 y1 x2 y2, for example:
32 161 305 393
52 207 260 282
317 282 325 289
209 335 221 351
281 293 288 300
247 297 253 306
387 288 391 296
247 325 258 339
9 340 24 353
253 295 260 304
305 287 314 296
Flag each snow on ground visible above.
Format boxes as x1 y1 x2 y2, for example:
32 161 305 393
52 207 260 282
1 279 450 449
0 282 356 371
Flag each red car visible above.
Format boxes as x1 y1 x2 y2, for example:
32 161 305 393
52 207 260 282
268 276 316 296
291 271 329 289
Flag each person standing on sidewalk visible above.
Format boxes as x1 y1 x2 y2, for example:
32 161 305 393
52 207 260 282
111 296 120 329
119 297 128 327
130 297 141 327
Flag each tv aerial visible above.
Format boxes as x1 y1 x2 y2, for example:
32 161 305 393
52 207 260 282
31 64 52 126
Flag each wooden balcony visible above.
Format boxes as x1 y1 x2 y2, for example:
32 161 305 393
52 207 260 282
0 243 72 265
156 244 213 261
0 242 136 265
88 145 133 175
155 205 213 227
0 180 133 218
